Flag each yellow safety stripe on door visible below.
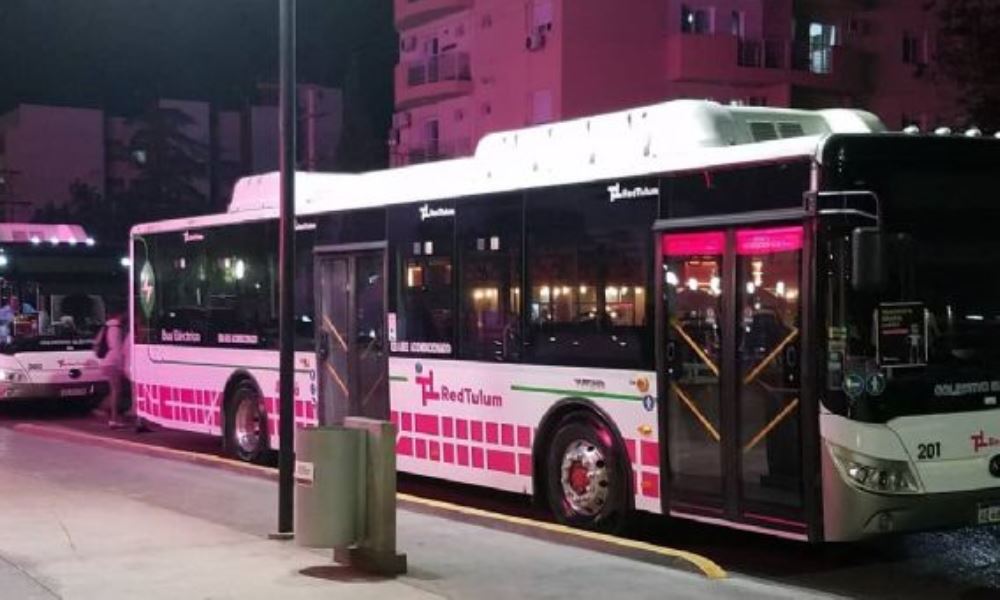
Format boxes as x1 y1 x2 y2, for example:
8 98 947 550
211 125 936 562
670 381 721 442
324 361 350 398
670 319 720 377
322 314 348 351
742 328 799 386
742 398 799 453
360 371 386 408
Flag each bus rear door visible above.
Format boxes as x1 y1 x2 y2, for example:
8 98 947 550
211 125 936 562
315 248 389 424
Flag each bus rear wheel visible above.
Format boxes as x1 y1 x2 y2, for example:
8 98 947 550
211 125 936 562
225 381 270 464
545 414 629 533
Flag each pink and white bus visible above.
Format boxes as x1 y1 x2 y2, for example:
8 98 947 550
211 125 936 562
130 100 1000 541
0 223 124 405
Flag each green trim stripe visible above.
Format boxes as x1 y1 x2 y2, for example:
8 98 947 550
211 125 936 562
389 375 409 382
511 384 644 402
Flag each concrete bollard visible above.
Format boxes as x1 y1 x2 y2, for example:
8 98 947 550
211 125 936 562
332 417 407 576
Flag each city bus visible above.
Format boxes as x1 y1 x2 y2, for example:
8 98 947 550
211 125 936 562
129 100 1000 542
0 223 125 405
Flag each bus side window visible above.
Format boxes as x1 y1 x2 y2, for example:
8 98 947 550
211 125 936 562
144 229 210 346
457 194 523 362
389 202 456 356
525 181 655 370
205 221 278 349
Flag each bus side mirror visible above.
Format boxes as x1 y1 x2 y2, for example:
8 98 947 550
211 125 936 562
852 227 886 293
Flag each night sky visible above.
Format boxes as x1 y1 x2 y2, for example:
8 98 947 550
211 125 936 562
0 0 396 118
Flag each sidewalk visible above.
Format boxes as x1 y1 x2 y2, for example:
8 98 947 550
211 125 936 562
0 425 840 600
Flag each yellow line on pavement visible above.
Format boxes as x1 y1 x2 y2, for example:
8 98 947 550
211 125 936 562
396 492 727 580
12 423 727 580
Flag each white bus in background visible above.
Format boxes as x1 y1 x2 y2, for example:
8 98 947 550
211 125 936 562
0 224 126 405
130 99 1000 542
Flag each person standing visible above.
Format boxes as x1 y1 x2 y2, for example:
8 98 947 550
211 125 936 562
95 311 127 428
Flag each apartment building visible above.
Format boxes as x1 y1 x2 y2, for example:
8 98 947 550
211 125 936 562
0 85 343 221
391 0 962 166
0 105 106 221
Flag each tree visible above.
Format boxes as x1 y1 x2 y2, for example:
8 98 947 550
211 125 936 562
334 54 386 172
122 104 210 219
933 0 1000 130
33 104 214 244
33 181 129 244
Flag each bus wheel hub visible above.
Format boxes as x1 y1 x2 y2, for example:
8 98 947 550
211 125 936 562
560 440 609 516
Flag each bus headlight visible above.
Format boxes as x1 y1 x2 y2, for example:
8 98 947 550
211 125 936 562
0 369 28 383
828 443 922 495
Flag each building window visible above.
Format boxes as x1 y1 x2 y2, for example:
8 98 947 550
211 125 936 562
531 0 554 31
903 32 925 65
681 5 712 34
530 90 553 125
730 10 744 37
424 119 440 159
807 22 837 74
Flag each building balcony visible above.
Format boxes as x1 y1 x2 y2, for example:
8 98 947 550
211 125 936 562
393 137 473 167
395 0 474 30
395 53 473 110
665 34 869 95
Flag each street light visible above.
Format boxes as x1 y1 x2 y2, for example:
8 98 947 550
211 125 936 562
274 0 297 539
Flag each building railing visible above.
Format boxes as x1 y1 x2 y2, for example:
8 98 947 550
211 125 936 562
736 38 835 75
405 53 472 88
395 0 475 30
402 137 472 165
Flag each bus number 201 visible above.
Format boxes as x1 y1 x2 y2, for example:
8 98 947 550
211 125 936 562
917 442 941 460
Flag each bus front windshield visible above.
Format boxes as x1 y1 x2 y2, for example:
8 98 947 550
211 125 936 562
825 159 1000 420
0 280 107 347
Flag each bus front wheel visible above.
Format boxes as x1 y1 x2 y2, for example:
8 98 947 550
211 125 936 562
545 414 629 533
225 380 270 464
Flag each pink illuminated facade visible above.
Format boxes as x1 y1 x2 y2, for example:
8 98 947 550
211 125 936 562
391 0 962 166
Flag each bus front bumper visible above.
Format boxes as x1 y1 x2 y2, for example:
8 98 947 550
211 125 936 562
0 380 109 402
822 446 1000 541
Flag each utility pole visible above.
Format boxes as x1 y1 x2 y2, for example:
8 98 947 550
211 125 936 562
276 0 297 538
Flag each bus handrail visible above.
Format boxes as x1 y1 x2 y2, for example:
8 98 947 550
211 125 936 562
809 190 882 224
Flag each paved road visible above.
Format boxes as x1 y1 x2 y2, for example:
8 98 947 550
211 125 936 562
0 421 834 600
5 404 1000 598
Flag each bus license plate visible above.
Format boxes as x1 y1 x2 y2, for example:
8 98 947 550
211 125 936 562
977 503 1000 525
60 387 89 398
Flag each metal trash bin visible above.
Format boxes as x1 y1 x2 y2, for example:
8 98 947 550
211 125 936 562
294 426 361 548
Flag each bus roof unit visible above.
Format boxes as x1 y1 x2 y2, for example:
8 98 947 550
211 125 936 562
226 100 885 217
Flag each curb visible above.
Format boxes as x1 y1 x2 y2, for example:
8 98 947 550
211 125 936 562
9 422 726 580
11 423 278 482
397 493 727 580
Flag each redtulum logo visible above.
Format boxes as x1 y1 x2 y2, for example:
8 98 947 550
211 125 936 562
607 183 659 203
414 365 503 408
971 430 1000 453
418 204 456 221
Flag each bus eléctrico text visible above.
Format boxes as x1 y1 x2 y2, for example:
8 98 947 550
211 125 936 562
0 223 125 405
129 100 1000 542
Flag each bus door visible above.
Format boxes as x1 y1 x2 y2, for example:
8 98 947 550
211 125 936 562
658 225 806 535
315 249 389 424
